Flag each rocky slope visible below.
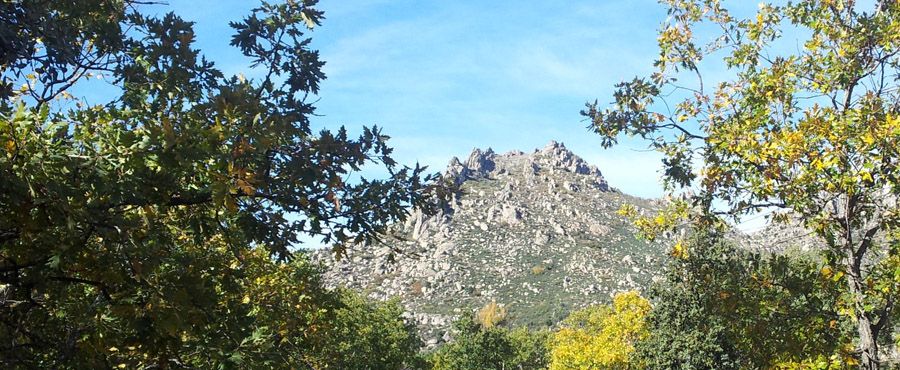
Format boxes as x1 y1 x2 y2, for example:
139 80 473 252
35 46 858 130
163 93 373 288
312 141 669 346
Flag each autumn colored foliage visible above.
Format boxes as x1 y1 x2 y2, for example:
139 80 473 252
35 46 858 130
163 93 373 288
548 291 650 369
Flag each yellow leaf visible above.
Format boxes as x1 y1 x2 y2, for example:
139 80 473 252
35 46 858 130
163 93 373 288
860 171 873 183
887 114 899 127
671 240 688 259
861 135 875 146
236 179 255 195
832 271 844 282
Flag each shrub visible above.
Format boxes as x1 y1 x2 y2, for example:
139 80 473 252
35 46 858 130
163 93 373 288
477 300 508 329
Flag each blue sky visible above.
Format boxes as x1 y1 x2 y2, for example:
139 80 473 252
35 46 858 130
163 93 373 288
79 0 882 234
152 0 672 198
69 0 884 238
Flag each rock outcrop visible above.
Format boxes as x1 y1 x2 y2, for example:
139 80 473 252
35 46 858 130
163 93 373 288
312 141 666 346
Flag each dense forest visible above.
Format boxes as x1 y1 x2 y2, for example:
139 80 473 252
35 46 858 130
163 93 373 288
1 0 898 369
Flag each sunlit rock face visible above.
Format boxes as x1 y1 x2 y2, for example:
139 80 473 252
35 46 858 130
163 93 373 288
313 141 668 347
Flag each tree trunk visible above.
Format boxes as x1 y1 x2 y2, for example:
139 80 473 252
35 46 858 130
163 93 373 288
854 305 880 370
845 257 880 369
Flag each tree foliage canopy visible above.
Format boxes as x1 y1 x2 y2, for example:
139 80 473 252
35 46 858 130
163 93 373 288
637 231 851 370
585 1 900 366
548 291 650 370
0 0 435 367
429 315 549 370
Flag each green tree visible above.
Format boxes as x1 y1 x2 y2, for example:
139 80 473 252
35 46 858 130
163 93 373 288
429 316 550 370
507 326 553 370
636 231 851 369
0 0 435 367
584 1 900 367
319 294 421 369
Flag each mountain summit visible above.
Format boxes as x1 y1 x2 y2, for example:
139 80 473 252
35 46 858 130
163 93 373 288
314 141 666 346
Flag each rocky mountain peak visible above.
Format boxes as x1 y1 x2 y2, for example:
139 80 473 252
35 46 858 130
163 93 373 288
442 141 609 191
542 139 565 152
315 141 658 347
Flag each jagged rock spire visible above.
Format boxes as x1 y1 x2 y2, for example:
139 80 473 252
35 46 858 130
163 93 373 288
443 141 609 191
465 148 496 178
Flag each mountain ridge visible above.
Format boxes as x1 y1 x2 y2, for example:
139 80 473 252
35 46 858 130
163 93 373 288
313 141 669 346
